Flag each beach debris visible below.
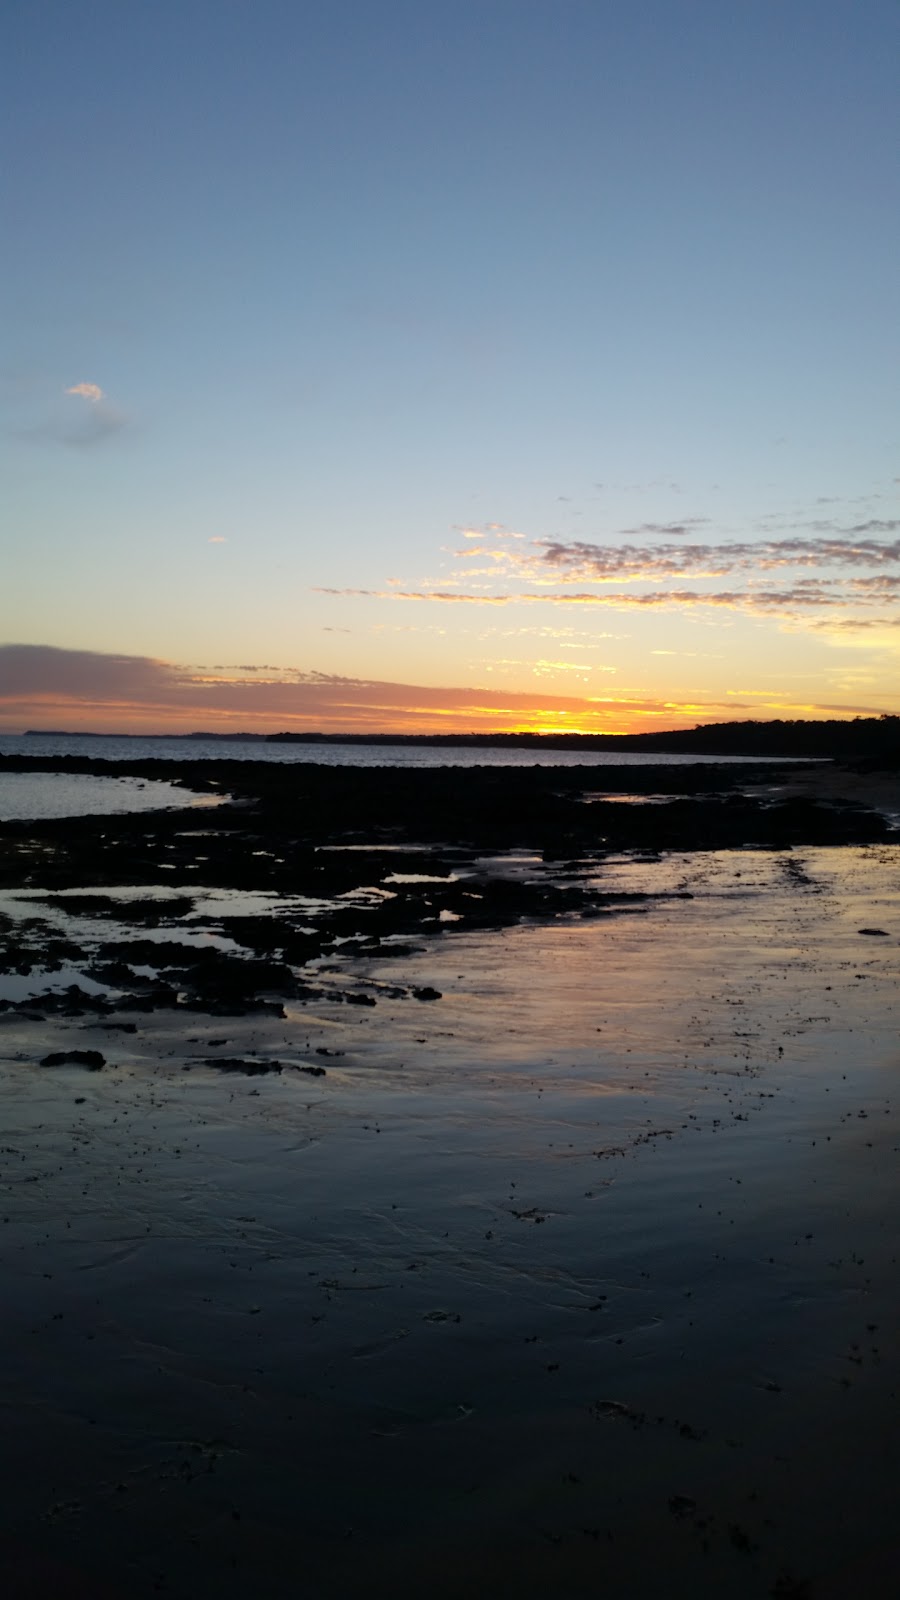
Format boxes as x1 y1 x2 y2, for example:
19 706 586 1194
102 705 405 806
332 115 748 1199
729 1523 756 1553
412 986 442 1001
589 1399 645 1425
858 927 889 936
193 1057 283 1075
668 1495 697 1519
770 1577 813 1600
39 1049 106 1069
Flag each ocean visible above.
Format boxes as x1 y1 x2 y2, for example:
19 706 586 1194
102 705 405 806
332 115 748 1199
0 733 804 821
0 732 799 768
0 732 807 819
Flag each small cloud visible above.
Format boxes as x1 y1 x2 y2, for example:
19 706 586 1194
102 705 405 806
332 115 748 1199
65 382 105 403
22 381 128 448
208 536 227 544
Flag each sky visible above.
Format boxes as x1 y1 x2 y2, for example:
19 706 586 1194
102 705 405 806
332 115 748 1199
2 0 898 735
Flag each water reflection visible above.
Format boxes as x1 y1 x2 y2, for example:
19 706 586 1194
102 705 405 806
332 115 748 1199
0 772 224 821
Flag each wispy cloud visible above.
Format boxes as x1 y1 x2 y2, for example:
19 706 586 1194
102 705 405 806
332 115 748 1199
319 508 900 637
807 616 900 633
479 656 615 677
450 523 525 541
315 583 899 618
539 535 900 579
16 379 130 448
65 382 105 403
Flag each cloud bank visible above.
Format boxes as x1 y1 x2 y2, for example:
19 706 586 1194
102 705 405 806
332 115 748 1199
539 534 900 579
0 644 869 736
320 516 900 636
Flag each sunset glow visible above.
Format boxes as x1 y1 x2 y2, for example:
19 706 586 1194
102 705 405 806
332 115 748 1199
1 2 897 734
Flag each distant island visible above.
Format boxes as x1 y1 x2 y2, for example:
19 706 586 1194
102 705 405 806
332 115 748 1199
21 715 900 762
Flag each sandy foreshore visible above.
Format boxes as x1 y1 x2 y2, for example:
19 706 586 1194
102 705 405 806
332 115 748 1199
1 763 898 1597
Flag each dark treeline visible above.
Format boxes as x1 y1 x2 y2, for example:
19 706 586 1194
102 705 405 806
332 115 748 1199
267 717 900 761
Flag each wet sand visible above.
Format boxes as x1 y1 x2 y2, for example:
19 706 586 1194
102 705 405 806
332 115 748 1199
763 763 900 824
1 765 899 1596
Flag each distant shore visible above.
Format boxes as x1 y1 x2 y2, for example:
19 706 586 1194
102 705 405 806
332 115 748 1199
9 713 900 763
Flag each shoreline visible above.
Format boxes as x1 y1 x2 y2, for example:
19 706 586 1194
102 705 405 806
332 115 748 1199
1 766 898 1596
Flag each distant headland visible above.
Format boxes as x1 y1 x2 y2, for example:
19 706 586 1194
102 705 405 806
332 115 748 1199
21 716 900 762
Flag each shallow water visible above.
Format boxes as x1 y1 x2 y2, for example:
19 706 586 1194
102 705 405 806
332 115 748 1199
0 844 897 1598
0 770 223 821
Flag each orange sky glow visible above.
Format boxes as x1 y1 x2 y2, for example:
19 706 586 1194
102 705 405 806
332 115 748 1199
0 647 890 738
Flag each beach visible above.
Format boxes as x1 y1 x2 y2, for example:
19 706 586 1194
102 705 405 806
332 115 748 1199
8 0 900 1591
1 759 898 1597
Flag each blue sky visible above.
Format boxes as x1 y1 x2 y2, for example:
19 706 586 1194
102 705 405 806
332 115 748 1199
2 0 898 732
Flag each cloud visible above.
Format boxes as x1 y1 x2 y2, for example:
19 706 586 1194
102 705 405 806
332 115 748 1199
0 642 794 736
807 616 900 633
314 582 900 619
621 520 710 537
347 514 899 637
539 535 900 579
846 575 900 594
478 625 627 643
61 403 128 447
480 657 615 676
4 644 896 736
208 536 227 544
807 519 900 536
651 649 723 659
450 523 524 541
374 517 900 638
65 382 105 403
21 385 128 449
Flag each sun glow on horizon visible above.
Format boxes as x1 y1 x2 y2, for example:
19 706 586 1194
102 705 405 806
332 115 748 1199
1 636 894 740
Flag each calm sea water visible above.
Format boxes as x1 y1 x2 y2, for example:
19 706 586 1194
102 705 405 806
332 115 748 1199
0 733 791 769
0 734 805 821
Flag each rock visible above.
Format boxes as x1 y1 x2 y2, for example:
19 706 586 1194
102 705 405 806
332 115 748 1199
668 1495 697 1519
198 1057 284 1075
40 1050 106 1069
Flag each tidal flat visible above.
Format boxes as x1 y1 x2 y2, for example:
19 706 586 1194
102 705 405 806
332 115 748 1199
0 759 898 1598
